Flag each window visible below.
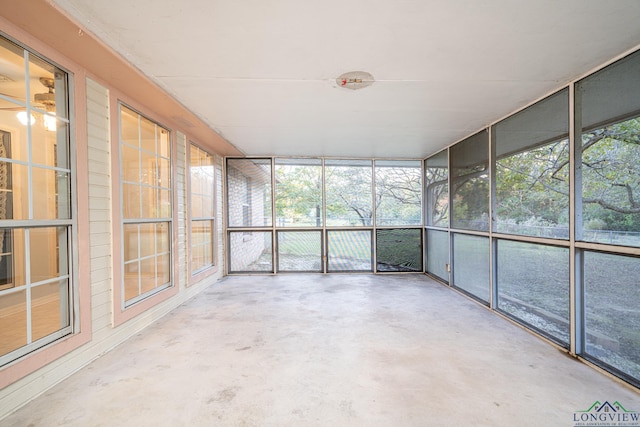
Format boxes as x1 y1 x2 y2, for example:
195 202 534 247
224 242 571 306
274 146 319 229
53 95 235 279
494 89 569 239
425 150 449 228
426 229 449 282
226 158 273 273
227 158 272 228
275 158 322 227
325 159 373 226
228 231 273 273
119 104 171 307
0 36 73 364
277 230 322 272
496 240 569 344
450 131 489 231
375 160 422 226
584 251 640 383
577 50 640 247
189 144 215 275
452 233 489 303
376 228 422 272
327 230 372 272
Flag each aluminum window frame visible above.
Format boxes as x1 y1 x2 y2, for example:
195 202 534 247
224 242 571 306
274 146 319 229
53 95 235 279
225 156 425 275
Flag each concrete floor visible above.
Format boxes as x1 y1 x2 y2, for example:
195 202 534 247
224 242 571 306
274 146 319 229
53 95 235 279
2 274 639 426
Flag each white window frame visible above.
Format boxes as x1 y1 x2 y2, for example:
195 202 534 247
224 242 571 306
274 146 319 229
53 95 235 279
188 142 216 276
118 103 172 308
0 35 76 367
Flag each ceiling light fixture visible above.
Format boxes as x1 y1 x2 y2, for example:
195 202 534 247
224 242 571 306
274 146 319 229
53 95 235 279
336 71 375 90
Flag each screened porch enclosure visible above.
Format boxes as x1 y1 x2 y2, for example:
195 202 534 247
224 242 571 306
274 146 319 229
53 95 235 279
226 158 423 274
224 48 640 390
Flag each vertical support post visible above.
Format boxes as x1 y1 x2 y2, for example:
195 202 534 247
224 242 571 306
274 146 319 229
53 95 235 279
570 82 584 356
271 157 276 274
489 126 497 309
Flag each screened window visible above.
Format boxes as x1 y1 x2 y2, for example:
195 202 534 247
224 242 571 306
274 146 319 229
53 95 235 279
452 233 489 303
494 89 569 239
228 231 273 273
375 160 422 226
325 160 372 227
450 131 489 231
496 240 569 344
426 229 449 282
584 251 640 383
120 105 172 306
227 158 272 228
277 230 322 272
327 230 372 272
376 228 422 272
0 36 73 364
275 158 322 227
189 144 215 275
577 50 640 247
425 150 449 227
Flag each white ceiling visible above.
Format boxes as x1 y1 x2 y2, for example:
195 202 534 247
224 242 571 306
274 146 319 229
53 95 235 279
52 0 640 159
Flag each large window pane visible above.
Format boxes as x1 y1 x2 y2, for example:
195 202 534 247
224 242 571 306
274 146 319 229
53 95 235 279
427 229 449 282
497 240 569 344
450 131 489 231
277 231 322 272
452 233 489 302
275 158 322 227
425 150 449 227
375 160 422 226
584 251 640 382
327 230 372 272
578 50 640 247
229 231 273 273
227 159 272 228
376 228 422 272
325 160 372 226
494 90 569 239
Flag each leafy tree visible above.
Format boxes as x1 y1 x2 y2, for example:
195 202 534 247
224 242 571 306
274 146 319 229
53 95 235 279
375 166 422 225
496 138 570 230
494 116 640 234
425 166 449 226
325 164 374 226
275 164 322 226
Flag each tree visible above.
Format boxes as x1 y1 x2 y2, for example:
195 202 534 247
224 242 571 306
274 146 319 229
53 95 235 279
494 116 640 233
325 164 374 226
375 166 422 225
425 166 449 226
275 164 322 226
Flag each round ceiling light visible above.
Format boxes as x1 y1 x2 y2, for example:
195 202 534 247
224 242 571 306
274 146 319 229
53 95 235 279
336 71 375 90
